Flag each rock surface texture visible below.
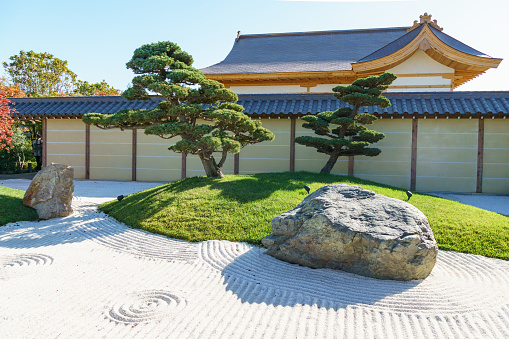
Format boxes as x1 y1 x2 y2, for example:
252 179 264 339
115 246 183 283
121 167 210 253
23 163 74 219
262 184 438 281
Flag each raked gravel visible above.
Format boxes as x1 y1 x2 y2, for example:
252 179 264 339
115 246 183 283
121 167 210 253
1 179 508 338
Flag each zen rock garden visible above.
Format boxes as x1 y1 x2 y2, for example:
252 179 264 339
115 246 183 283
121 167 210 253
23 163 74 220
262 184 438 281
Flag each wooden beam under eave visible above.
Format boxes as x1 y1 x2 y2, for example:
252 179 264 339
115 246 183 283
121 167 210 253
132 129 137 181
85 124 90 180
410 119 418 191
476 118 485 193
42 118 47 168
219 77 355 87
290 118 296 172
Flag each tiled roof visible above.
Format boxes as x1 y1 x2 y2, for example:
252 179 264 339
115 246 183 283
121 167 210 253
9 96 163 119
429 26 489 58
357 25 423 63
9 92 509 119
200 27 410 74
237 92 509 117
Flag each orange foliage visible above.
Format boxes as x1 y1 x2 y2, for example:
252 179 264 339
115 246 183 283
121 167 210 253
0 84 26 98
0 95 15 149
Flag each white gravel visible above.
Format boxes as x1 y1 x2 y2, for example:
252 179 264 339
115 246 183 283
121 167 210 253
429 192 509 216
1 179 508 338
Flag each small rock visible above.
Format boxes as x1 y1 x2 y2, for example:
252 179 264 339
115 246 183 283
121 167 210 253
23 163 74 219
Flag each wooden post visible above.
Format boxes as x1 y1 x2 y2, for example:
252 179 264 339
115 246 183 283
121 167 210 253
410 118 418 191
234 153 239 175
181 153 187 179
42 118 47 168
85 124 90 179
477 118 485 193
132 129 137 181
290 118 296 172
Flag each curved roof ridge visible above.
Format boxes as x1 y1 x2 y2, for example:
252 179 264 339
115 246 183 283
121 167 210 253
428 26 489 58
357 24 424 63
239 26 411 39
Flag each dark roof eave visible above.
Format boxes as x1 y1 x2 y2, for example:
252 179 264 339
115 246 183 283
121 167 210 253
8 92 509 119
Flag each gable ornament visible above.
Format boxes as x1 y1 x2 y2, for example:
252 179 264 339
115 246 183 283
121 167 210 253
408 13 443 32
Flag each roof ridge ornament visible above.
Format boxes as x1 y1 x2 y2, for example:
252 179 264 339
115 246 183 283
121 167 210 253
407 13 443 32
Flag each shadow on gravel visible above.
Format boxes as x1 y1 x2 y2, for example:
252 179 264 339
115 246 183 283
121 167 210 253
219 248 420 311
0 202 130 249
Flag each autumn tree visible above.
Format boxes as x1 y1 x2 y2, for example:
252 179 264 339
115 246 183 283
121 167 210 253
83 41 274 178
0 78 26 98
295 73 397 174
3 50 79 96
0 94 14 149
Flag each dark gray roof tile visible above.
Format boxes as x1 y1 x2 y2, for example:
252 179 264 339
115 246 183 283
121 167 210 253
201 27 410 74
8 92 509 119
430 26 487 57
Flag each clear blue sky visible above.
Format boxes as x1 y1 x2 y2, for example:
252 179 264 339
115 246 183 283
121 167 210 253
2 0 508 92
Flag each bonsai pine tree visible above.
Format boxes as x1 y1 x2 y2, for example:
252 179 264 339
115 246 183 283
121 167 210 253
295 72 397 174
83 41 274 178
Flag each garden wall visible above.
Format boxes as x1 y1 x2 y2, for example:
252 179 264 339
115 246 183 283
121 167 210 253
45 117 509 193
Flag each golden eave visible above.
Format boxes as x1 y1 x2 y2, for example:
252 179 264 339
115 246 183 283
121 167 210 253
352 24 502 76
204 70 357 87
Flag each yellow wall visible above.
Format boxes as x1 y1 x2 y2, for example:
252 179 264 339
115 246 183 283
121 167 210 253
46 119 86 179
239 118 291 174
45 117 508 193
416 118 478 192
483 119 509 194
355 118 412 189
136 130 182 182
89 126 132 181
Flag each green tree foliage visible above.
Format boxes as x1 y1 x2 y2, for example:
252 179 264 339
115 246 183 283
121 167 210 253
3 50 79 96
83 41 274 178
295 73 397 174
0 126 34 173
74 80 121 96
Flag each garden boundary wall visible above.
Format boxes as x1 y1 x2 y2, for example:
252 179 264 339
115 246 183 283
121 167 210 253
43 115 508 193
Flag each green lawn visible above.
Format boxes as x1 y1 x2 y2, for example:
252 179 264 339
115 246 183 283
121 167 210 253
99 171 509 260
0 186 38 225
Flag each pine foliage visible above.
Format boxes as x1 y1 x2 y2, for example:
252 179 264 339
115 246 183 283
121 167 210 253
83 41 274 177
295 73 397 174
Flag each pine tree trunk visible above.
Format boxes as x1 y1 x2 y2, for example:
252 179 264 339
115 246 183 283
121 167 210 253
320 153 340 174
199 153 224 178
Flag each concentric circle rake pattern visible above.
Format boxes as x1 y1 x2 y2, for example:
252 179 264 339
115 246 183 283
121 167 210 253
3 253 54 267
107 290 186 324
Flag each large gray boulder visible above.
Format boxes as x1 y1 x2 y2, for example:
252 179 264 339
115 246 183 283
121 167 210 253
262 184 438 281
23 163 74 220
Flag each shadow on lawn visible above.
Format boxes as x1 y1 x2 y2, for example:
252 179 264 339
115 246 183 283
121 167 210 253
105 172 380 219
